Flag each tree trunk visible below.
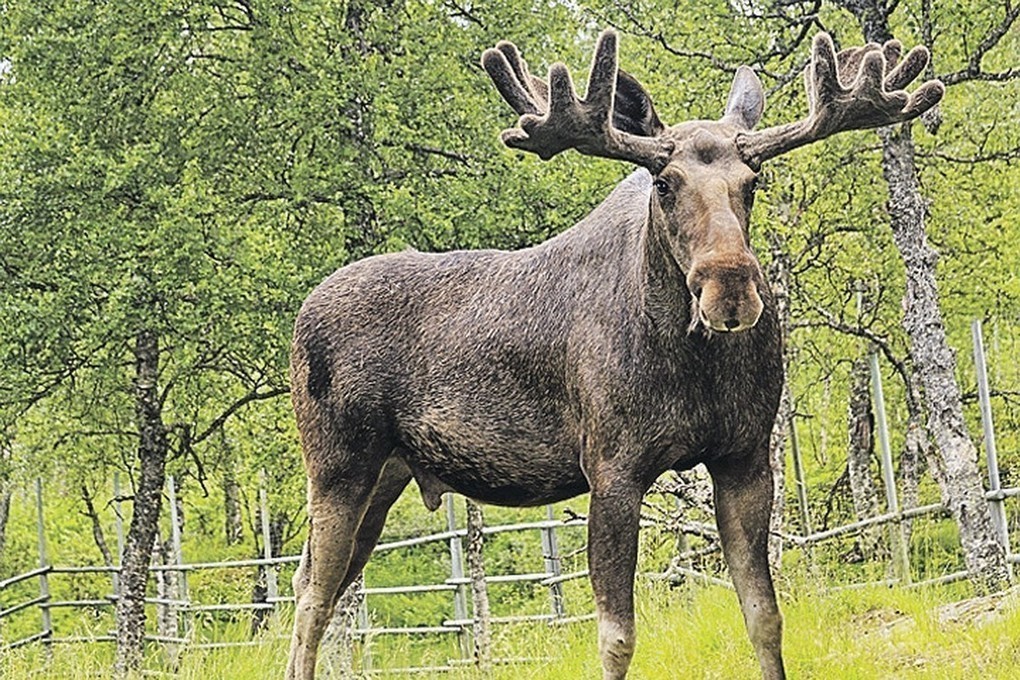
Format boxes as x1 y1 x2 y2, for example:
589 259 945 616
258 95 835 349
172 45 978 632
251 509 286 634
114 329 170 675
899 407 929 549
465 499 491 670
153 533 180 650
876 123 1009 593
0 485 11 566
0 442 11 565
846 356 886 561
766 236 791 573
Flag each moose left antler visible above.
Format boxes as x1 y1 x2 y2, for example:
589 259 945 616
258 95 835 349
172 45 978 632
737 33 944 167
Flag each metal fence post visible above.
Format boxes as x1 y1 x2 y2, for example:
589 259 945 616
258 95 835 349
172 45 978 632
540 505 565 618
789 417 812 536
258 470 278 604
972 319 1013 578
35 478 52 648
167 476 189 640
870 354 911 584
445 494 471 659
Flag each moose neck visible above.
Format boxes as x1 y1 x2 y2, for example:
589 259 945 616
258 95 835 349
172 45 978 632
637 201 696 338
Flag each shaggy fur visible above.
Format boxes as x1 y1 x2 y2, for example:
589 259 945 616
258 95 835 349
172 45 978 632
285 29 943 680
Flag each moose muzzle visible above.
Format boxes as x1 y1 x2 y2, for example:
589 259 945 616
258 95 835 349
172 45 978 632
687 255 764 333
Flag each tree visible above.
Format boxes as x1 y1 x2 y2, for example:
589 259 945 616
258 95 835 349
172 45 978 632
0 1 311 669
832 0 1016 592
1 0 618 670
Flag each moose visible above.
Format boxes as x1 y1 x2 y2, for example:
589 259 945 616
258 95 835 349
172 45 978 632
285 30 943 680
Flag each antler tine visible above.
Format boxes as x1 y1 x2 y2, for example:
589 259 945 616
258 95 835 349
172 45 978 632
482 30 674 173
737 32 945 168
483 41 545 117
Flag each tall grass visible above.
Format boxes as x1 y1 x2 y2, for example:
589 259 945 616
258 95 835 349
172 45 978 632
3 581 1017 679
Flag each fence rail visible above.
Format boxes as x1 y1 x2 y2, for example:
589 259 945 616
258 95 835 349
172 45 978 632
2 320 1017 674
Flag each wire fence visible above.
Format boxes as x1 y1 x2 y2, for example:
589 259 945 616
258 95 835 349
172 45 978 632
1 319 1016 674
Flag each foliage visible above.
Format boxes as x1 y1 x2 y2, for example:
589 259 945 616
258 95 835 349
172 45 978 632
0 0 1017 671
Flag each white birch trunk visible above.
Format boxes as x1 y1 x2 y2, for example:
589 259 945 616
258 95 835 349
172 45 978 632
465 499 491 670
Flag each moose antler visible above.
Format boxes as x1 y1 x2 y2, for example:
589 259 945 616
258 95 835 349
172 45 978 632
737 33 944 168
482 30 675 173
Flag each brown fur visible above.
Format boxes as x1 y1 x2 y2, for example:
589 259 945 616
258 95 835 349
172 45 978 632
285 29 943 680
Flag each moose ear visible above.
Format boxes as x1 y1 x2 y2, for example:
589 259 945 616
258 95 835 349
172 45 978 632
722 66 764 130
613 69 665 137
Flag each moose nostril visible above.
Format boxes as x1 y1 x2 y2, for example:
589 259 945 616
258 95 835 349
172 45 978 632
724 318 740 330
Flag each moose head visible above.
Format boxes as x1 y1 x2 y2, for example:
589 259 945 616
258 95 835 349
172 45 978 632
483 31 943 334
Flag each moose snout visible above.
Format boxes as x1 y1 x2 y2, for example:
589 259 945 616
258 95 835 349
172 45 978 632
687 259 764 333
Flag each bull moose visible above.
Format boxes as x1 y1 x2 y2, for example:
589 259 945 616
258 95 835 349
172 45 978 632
285 30 943 679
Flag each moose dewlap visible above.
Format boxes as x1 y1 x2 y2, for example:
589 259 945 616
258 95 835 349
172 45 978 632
285 30 943 680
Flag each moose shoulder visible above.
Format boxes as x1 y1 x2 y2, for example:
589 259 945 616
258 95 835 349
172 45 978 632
286 30 943 680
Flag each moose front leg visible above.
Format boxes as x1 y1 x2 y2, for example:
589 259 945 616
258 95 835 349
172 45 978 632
586 476 645 680
708 452 786 679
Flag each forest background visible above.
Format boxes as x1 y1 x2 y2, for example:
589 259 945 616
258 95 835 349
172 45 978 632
0 0 1017 677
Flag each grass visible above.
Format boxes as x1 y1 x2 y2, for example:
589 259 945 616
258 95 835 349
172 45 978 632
2 581 1018 679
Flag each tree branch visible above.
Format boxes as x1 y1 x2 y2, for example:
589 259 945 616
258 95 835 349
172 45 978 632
192 386 290 445
591 0 822 78
918 147 1020 164
940 4 1020 86
81 484 115 567
793 305 916 412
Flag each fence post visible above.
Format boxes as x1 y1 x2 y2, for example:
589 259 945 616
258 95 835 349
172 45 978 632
540 505 565 619
445 494 471 659
972 320 1013 579
258 470 278 604
870 353 912 584
34 478 52 648
788 417 813 547
167 476 189 641
465 499 491 669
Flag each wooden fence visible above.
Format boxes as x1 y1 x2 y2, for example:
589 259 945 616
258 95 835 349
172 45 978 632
1 320 1017 674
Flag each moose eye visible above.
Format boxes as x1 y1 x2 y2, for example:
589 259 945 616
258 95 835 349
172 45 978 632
653 178 670 197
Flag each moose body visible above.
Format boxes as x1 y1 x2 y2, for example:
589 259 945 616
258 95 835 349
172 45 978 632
286 30 942 680
292 167 782 508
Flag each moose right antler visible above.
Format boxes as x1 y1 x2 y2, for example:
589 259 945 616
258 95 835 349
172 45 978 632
481 31 675 173
737 33 944 168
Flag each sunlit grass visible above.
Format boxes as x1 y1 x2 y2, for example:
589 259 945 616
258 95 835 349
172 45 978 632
2 582 1017 679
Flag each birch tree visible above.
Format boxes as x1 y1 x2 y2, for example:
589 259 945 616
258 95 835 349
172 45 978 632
832 0 1016 592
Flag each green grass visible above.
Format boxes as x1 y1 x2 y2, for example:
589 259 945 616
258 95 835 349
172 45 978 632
3 582 1018 679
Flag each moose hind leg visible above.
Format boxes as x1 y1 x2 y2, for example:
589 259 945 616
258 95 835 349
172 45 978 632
331 457 412 608
285 448 390 680
709 453 786 680
587 476 645 680
291 457 410 616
